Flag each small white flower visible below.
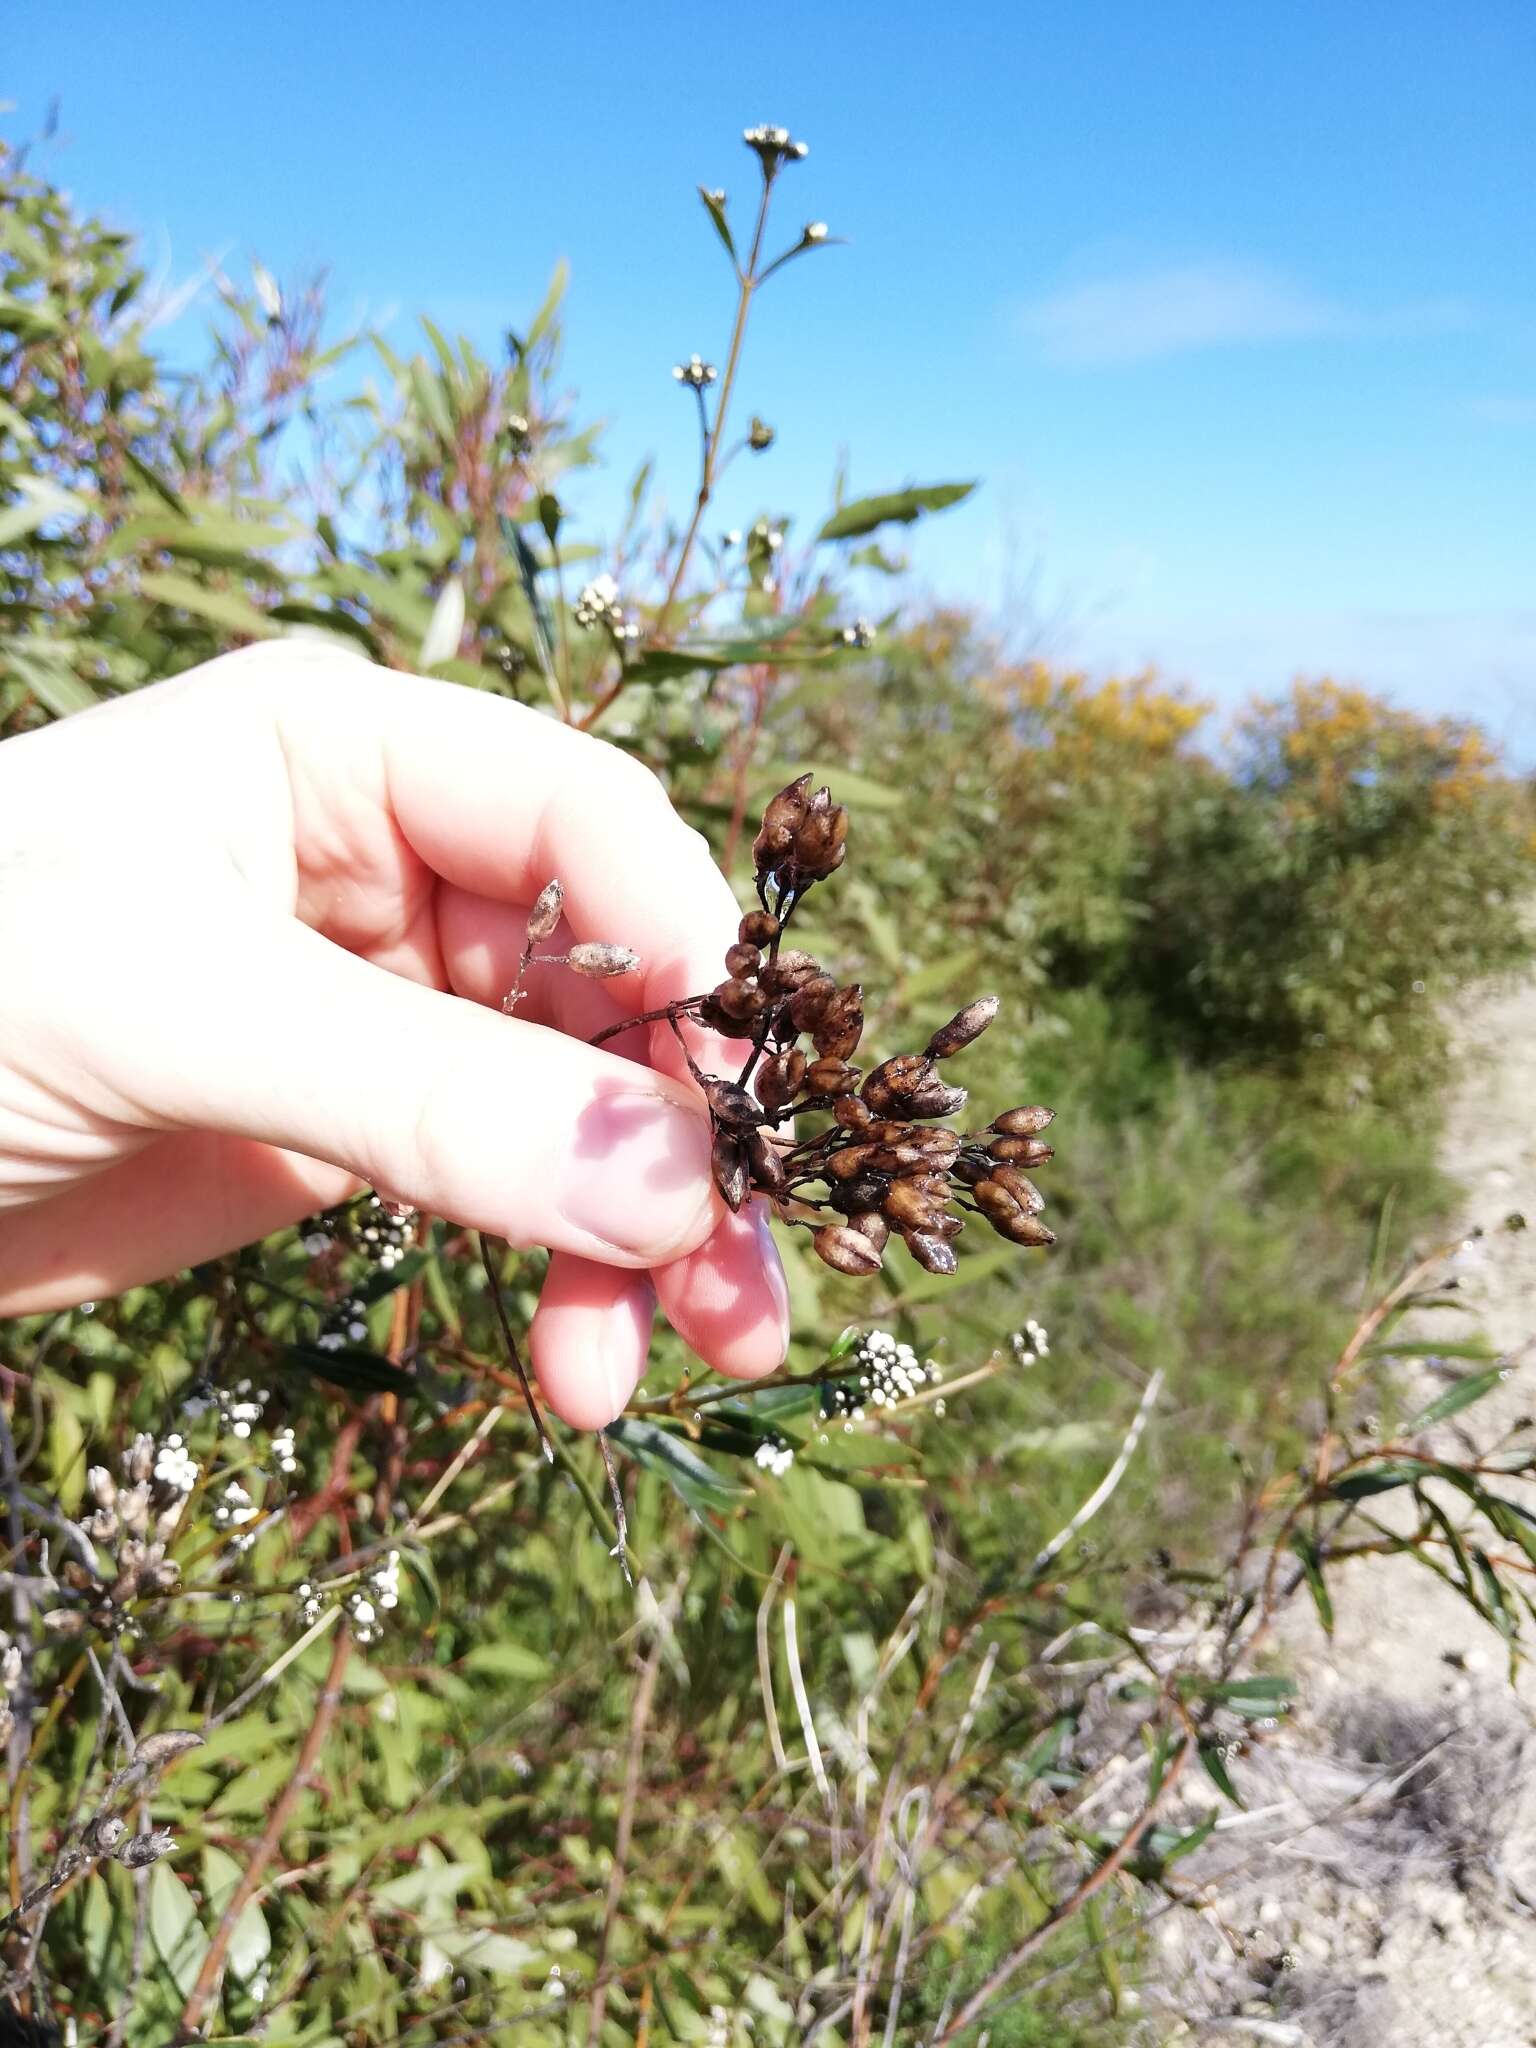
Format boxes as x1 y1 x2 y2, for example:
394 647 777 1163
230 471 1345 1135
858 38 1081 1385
369 1549 401 1611
672 353 718 390
214 1480 257 1529
153 1436 199 1495
840 618 875 649
272 1427 299 1475
753 1440 795 1478
805 221 829 242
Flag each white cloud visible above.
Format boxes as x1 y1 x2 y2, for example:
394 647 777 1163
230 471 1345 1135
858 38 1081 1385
1015 260 1472 366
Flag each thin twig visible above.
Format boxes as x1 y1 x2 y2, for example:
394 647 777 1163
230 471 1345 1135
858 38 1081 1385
1028 1369 1164 1580
586 1630 664 2045
476 1231 553 1463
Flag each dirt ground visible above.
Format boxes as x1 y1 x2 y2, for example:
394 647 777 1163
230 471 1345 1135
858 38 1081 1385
1149 976 1536 2048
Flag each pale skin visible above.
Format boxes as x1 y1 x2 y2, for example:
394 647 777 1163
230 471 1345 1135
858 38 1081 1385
0 643 790 1426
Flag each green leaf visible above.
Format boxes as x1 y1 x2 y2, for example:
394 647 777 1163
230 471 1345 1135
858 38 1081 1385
149 1862 209 2000
608 1417 747 1509
462 1641 551 1682
6 645 100 717
817 481 977 543
281 1341 416 1396
1329 1458 1432 1500
698 186 737 263
536 492 563 545
524 257 569 353
1289 1529 1334 1634
1198 1740 1243 1808
1405 1367 1508 1430
0 474 91 547
139 570 279 640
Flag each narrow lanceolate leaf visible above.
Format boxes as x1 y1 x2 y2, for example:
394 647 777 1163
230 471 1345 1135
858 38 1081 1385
1289 1529 1334 1634
608 1417 747 1510
0 475 91 548
139 571 279 640
1198 1740 1244 1808
1404 1365 1508 1432
817 481 977 543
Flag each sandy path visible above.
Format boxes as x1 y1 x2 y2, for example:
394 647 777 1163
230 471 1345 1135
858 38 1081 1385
1153 977 1536 2048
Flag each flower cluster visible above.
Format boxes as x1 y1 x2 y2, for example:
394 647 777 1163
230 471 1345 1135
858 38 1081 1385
753 1438 795 1478
672 353 718 390
47 1435 199 1638
573 572 639 643
743 123 809 171
214 1479 259 1553
1011 1319 1050 1366
304 1192 419 1351
626 775 1058 1286
839 618 875 649
218 1379 267 1440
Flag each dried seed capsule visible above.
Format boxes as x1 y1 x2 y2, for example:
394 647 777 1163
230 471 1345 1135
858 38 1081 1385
756 1048 807 1112
989 1164 1044 1214
704 1079 765 1128
566 942 640 979
827 1143 878 1181
527 878 565 944
84 1815 127 1854
904 1231 958 1276
950 1151 990 1186
848 1209 890 1253
135 1730 205 1770
925 995 1000 1061
997 1211 1056 1247
43 1609 85 1636
698 995 756 1039
834 1095 873 1130
806 1057 858 1097
789 975 838 1030
988 1135 1055 1168
831 1171 892 1214
792 790 849 879
739 910 780 947
973 1178 1024 1228
760 949 821 995
712 1133 750 1212
725 942 762 980
902 1126 962 1166
746 1128 789 1198
884 1180 945 1232
991 1106 1055 1137
813 985 864 1061
753 773 813 872
813 1225 885 1277
906 1076 969 1120
115 1829 177 1870
860 1054 931 1117
711 977 768 1023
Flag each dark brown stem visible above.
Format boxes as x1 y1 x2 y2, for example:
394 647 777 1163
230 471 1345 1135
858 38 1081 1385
476 1232 553 1464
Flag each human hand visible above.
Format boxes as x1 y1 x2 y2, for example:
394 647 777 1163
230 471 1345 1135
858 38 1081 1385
0 644 789 1424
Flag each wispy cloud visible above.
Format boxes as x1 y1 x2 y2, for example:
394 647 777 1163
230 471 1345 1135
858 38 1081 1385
1015 259 1473 366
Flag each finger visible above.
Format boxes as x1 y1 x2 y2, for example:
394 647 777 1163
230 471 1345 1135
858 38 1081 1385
0 1132 358 1315
529 1253 655 1430
652 1201 791 1383
254 653 746 1087
136 915 722 1270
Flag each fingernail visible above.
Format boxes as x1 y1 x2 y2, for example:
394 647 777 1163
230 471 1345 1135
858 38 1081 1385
752 1200 792 1357
558 1091 717 1261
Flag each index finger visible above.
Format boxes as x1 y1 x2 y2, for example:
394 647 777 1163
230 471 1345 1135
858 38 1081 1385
268 656 745 1081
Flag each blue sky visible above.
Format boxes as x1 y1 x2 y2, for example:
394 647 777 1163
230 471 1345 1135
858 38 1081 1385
9 0 1534 752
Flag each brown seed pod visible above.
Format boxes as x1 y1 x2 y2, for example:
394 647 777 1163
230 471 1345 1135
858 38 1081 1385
812 985 864 1060
860 1054 931 1117
753 773 813 872
951 1152 990 1186
813 1225 885 1277
827 1143 878 1181
991 1106 1055 1137
760 949 821 995
698 995 757 1039
746 1128 789 1198
712 1132 750 1212
792 791 849 879
848 1209 890 1253
988 1135 1055 1168
566 942 640 979
998 1212 1056 1247
906 1076 969 1120
527 878 565 943
725 942 762 980
711 977 768 1023
904 1231 958 1276
705 1079 765 1129
883 1180 945 1232
756 1047 807 1113
831 1171 892 1214
806 1056 859 1097
925 994 1000 1060
989 1164 1044 1214
834 1095 873 1130
739 910 780 947
973 1178 1023 1228
789 975 838 1030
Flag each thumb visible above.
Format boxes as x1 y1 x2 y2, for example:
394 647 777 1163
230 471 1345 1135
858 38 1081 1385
139 918 723 1268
